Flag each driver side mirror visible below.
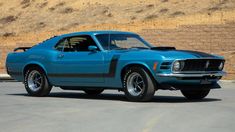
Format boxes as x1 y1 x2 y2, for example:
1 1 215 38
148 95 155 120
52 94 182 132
88 45 98 52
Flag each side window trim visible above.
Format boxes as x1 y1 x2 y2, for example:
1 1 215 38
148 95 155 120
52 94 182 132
54 38 67 52
54 35 100 52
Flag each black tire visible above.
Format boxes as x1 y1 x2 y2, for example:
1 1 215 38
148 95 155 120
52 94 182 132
181 89 210 100
123 67 155 102
24 67 52 96
84 89 104 95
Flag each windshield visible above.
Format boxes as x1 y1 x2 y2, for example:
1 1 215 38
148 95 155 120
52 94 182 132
96 34 152 50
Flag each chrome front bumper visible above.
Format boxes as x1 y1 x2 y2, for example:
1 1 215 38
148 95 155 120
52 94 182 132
156 71 226 77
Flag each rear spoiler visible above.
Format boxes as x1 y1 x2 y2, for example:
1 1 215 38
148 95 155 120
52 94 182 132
14 47 31 52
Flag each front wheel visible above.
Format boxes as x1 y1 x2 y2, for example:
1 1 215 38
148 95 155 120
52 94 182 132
123 67 155 102
24 67 52 96
181 89 210 100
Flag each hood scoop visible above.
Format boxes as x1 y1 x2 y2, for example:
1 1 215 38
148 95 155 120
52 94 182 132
151 46 176 51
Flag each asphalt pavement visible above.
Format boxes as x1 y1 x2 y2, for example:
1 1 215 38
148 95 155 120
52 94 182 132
0 82 234 132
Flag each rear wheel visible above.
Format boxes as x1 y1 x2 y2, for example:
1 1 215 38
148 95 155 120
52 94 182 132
24 67 52 96
84 89 104 95
181 89 210 100
123 67 155 102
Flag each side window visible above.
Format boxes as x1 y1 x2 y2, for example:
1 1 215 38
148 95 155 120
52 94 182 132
69 35 97 51
55 39 69 51
96 34 109 50
55 35 98 52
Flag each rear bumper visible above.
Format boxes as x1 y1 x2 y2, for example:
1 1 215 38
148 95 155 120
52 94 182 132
156 71 226 78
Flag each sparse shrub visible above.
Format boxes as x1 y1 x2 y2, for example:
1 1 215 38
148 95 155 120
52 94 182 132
21 0 30 5
0 16 17 24
208 0 227 12
102 9 112 17
103 9 109 14
208 6 221 11
38 2 48 8
170 11 185 17
38 22 46 28
60 7 74 14
161 0 168 2
2 32 15 37
131 16 136 20
145 14 158 20
136 9 143 13
56 2 65 7
159 8 168 13
146 4 154 8
21 0 31 8
107 13 113 17
22 3 30 8
49 2 66 11
49 7 55 11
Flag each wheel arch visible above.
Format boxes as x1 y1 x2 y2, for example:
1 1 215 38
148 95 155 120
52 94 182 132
23 62 48 76
120 62 157 84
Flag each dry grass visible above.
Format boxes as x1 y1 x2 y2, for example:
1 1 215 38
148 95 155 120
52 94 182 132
0 0 235 36
0 0 235 79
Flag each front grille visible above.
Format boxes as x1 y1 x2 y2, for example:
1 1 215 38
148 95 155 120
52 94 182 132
181 59 224 72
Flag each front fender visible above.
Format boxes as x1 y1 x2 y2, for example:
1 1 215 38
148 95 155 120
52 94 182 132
120 61 157 81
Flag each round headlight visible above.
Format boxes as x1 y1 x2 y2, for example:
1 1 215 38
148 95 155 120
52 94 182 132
173 61 181 71
218 62 224 70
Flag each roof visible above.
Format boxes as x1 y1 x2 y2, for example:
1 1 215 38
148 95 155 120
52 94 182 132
59 30 136 38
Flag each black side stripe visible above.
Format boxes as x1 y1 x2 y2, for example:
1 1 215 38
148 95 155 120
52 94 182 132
48 55 120 78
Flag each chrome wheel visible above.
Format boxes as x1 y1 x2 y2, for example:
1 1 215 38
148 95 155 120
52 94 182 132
126 72 145 96
27 70 42 92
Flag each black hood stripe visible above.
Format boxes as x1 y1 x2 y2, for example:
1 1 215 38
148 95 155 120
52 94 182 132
177 50 215 58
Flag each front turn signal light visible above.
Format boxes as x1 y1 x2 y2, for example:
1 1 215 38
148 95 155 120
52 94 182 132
153 62 158 71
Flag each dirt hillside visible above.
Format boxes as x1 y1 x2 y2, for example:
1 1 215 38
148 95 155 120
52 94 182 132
0 0 235 79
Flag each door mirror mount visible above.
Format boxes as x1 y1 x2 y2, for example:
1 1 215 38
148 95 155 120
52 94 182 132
88 46 98 52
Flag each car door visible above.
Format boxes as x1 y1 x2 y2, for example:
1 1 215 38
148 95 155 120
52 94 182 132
49 35 105 85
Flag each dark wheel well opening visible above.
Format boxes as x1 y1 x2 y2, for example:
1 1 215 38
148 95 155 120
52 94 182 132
121 64 159 88
23 64 46 76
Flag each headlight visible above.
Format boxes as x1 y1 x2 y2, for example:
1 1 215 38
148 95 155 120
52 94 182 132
218 62 224 70
173 61 184 71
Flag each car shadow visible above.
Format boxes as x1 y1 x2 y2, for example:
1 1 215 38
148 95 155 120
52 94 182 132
7 92 221 103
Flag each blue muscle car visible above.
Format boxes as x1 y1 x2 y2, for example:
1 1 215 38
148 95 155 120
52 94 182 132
6 31 226 101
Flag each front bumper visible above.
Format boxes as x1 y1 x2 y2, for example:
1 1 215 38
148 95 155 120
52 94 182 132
156 71 226 78
155 71 226 90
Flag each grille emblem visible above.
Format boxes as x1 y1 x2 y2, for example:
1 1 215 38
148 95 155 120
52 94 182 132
205 60 210 69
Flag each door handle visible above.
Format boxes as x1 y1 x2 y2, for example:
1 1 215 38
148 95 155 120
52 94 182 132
58 54 64 58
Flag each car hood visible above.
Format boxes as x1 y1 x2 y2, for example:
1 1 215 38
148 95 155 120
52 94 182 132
114 48 222 60
150 49 220 59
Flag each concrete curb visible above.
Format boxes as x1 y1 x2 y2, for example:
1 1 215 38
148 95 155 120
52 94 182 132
0 74 13 80
219 80 235 83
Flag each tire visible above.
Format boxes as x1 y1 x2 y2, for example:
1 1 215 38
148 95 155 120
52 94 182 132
84 89 104 95
24 67 52 96
123 67 155 102
181 89 210 100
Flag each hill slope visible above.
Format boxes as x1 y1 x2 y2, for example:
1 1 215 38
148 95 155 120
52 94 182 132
0 0 235 36
0 0 235 79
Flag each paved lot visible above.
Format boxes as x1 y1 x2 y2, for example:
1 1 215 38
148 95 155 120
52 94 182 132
0 82 234 132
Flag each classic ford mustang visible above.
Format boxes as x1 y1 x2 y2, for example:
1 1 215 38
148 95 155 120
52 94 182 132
6 31 226 101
